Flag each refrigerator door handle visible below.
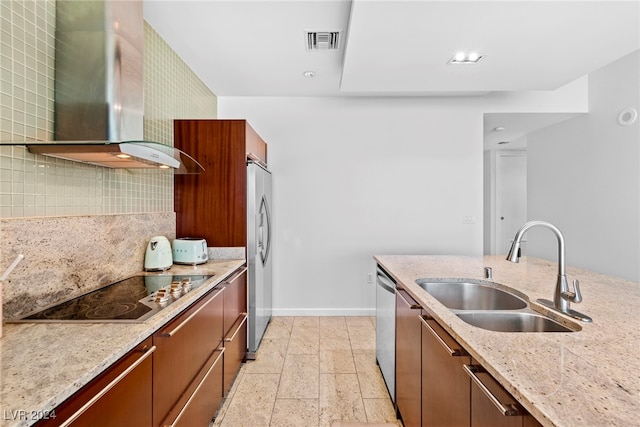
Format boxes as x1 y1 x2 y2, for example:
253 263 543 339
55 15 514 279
259 195 271 265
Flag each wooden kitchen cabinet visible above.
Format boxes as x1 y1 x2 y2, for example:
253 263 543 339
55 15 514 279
159 349 224 427
394 293 544 427
466 361 542 427
395 288 422 427
152 287 225 427
35 267 248 427
421 312 471 427
36 338 154 427
174 119 268 247
222 267 248 394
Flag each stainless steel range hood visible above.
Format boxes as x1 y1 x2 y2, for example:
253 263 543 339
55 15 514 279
24 0 203 174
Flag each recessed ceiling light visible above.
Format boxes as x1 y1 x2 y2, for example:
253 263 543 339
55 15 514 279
303 70 316 78
116 153 132 159
449 51 485 64
492 126 505 132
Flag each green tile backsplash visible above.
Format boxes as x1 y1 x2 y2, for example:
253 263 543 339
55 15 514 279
0 1 217 218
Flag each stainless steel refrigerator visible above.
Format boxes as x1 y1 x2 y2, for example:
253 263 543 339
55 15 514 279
246 161 273 357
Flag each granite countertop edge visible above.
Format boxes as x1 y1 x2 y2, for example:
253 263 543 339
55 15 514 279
0 259 245 427
374 254 640 427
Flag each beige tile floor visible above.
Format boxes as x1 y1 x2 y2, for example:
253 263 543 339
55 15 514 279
212 316 402 427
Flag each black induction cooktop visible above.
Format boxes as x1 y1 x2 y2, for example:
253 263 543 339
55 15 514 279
13 274 213 323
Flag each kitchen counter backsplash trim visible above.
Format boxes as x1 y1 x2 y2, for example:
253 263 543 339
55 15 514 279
207 247 245 260
0 260 245 427
374 255 640 427
0 213 175 320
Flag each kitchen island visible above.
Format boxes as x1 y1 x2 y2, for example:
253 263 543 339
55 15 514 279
375 255 639 427
0 259 245 427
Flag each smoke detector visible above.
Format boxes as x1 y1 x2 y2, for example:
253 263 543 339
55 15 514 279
305 31 342 50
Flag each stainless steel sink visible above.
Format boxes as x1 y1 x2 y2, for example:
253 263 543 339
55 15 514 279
415 279 527 310
456 311 579 333
415 278 579 333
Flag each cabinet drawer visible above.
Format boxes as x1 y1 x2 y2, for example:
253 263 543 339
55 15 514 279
421 315 470 427
395 289 422 427
160 349 224 427
465 362 542 427
153 287 224 426
223 313 248 394
223 267 247 336
37 338 154 427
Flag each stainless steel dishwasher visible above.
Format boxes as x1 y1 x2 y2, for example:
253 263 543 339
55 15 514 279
376 264 396 402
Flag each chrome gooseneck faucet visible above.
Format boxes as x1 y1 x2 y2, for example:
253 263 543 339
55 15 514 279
506 221 592 322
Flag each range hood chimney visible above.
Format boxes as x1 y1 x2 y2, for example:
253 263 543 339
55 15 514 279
26 0 203 174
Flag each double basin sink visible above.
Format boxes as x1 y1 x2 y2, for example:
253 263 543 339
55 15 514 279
415 279 580 333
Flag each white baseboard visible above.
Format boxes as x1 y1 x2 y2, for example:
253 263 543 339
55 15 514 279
272 308 376 317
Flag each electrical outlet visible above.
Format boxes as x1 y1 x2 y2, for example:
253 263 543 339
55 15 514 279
367 273 373 284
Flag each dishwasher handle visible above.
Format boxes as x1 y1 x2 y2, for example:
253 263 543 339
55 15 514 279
376 267 396 294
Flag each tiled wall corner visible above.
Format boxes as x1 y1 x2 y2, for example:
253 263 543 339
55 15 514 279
0 1 217 218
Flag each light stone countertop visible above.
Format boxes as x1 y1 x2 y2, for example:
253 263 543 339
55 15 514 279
374 255 640 427
0 259 245 427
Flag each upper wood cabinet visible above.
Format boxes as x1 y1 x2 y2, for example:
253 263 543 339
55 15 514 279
174 119 268 247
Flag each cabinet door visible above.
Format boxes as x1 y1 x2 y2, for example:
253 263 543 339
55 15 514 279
174 119 267 247
395 289 422 427
421 315 470 427
159 349 224 427
153 288 224 426
465 363 526 427
37 338 154 427
223 267 248 336
222 267 248 393
244 121 268 165
223 313 248 394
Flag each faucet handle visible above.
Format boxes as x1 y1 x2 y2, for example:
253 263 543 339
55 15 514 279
562 279 583 304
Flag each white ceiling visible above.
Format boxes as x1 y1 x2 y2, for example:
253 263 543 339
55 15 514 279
143 0 639 146
144 0 639 97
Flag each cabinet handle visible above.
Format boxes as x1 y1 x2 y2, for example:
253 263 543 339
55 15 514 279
463 364 521 417
397 289 421 309
157 288 224 338
224 266 247 284
420 315 466 357
224 313 248 342
59 345 156 427
163 348 225 427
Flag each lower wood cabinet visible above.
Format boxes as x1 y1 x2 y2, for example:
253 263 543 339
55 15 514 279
159 349 224 427
222 267 248 393
152 287 225 427
421 313 471 427
394 294 544 427
395 288 422 427
36 338 154 427
35 265 249 427
465 361 543 427
223 312 247 393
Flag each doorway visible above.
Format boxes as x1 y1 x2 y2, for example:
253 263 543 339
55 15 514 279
494 151 527 255
484 150 527 255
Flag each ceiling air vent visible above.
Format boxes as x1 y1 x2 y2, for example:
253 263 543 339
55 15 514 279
306 31 341 50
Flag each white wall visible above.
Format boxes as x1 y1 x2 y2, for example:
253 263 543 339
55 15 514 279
219 85 588 315
527 51 640 282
